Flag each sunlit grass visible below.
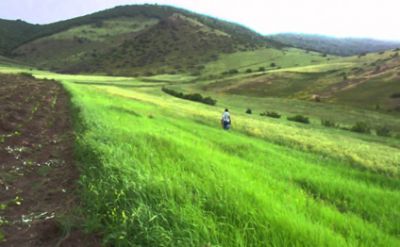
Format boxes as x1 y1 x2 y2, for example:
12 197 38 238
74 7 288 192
202 47 339 75
2 65 398 246
64 80 399 246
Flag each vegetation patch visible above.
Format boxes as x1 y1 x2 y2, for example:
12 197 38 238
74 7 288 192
321 119 338 128
351 122 371 134
287 115 310 124
162 87 217 105
260 111 281 118
18 72 34 79
376 126 391 137
390 93 400 98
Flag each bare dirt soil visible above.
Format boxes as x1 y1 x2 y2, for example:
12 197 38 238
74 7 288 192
0 73 100 246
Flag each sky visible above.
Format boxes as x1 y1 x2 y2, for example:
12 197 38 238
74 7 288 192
0 0 399 41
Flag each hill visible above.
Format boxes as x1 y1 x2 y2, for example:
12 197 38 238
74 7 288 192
2 5 273 75
186 47 400 113
268 33 400 56
1 4 398 113
1 65 398 246
0 19 40 55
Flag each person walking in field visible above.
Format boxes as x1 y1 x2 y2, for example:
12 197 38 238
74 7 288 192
221 109 231 130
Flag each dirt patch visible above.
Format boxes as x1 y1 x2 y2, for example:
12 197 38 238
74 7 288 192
0 74 100 246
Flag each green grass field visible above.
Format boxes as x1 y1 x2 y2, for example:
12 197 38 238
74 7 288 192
69 81 399 246
1 62 399 246
202 48 339 75
2 5 399 245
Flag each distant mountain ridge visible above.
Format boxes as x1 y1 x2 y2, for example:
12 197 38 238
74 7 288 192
268 33 400 56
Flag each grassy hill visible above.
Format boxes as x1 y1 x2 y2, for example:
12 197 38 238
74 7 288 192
0 55 21 66
185 47 400 113
2 5 273 75
268 33 400 56
0 19 39 55
1 65 398 246
1 4 400 246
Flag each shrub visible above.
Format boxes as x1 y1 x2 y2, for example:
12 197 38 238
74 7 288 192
144 71 154 76
358 53 367 58
263 112 281 118
287 115 310 124
258 67 266 72
270 62 276 67
222 69 239 75
202 97 217 105
321 119 337 128
246 108 252 114
19 72 34 79
161 87 217 105
245 69 253 73
351 122 370 134
390 93 400 98
376 126 391 137
228 69 239 74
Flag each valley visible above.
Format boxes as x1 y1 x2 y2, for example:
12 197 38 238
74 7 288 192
0 4 399 247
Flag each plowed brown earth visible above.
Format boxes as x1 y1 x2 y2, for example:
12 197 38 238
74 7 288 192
0 74 100 246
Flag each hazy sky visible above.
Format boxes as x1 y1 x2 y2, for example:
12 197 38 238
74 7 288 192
1 0 399 41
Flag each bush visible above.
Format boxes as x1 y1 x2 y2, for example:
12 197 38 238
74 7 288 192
351 122 370 134
390 93 400 98
287 115 310 124
246 108 252 114
376 126 391 137
258 67 266 72
202 97 217 105
222 69 239 75
270 63 276 67
262 111 281 118
321 119 337 128
245 69 253 73
19 72 34 79
161 87 217 106
358 53 367 58
144 71 154 76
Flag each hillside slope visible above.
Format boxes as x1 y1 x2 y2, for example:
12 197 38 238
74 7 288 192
0 19 39 55
194 48 400 113
268 33 400 56
5 5 272 75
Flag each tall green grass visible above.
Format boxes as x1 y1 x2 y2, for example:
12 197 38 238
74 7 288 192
65 82 399 246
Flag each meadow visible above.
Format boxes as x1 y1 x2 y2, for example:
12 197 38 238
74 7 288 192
1 63 399 246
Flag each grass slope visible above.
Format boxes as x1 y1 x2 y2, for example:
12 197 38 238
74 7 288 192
202 47 336 75
0 19 39 55
64 79 399 246
1 64 396 246
195 47 400 113
269 33 400 56
7 4 271 75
